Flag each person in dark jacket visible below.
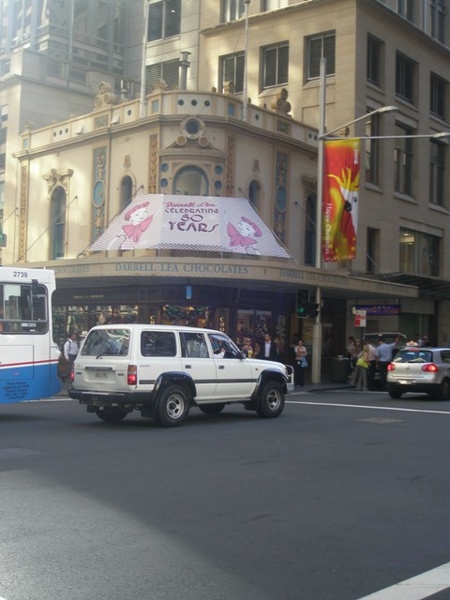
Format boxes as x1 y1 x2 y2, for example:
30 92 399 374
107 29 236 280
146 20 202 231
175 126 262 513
261 333 278 360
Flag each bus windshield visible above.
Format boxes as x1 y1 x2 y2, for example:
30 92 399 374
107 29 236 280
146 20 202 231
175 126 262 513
0 281 48 333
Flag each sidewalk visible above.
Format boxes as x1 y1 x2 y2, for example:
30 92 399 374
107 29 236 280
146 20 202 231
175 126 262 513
291 380 351 394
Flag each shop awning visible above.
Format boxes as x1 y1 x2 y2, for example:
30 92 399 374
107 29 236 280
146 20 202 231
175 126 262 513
89 194 292 259
373 273 450 300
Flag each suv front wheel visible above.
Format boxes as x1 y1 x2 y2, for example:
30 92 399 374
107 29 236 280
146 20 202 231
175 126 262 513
256 381 285 419
155 385 190 427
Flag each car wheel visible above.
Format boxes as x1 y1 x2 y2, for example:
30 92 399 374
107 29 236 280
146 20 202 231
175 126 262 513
256 381 285 418
436 379 450 401
199 403 225 415
387 387 402 399
155 385 190 427
96 406 128 423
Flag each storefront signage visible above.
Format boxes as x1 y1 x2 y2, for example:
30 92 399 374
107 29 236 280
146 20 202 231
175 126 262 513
50 259 418 299
353 304 401 316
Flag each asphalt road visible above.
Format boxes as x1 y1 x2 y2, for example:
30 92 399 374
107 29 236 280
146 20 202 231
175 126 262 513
0 390 449 600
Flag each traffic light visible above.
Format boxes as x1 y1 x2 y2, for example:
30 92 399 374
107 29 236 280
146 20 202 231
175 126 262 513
308 303 320 318
296 289 309 318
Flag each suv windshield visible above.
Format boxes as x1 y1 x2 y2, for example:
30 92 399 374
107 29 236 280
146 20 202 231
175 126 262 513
81 328 130 357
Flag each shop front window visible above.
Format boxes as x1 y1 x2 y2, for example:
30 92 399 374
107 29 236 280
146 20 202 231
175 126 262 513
162 305 212 328
236 309 273 346
52 304 140 350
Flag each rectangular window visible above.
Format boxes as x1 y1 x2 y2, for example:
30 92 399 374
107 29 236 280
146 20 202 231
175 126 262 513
430 0 446 43
148 0 181 42
430 72 446 119
262 42 289 88
399 228 440 276
146 59 179 92
396 52 415 103
141 331 176 357
367 35 382 86
394 123 414 196
396 0 414 20
263 0 289 9
306 32 335 80
0 282 48 333
429 141 446 206
365 111 380 185
221 53 245 93
221 0 245 22
366 228 380 274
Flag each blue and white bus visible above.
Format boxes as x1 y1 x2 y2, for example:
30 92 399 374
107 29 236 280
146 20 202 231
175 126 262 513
0 266 61 403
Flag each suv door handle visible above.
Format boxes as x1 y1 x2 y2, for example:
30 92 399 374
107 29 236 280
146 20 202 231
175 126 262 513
218 365 225 370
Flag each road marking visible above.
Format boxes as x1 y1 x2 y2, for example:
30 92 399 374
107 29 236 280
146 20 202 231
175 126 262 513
356 561 450 599
286 400 450 415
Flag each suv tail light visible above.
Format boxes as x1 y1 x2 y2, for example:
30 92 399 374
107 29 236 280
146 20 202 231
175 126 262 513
421 363 439 373
127 364 137 385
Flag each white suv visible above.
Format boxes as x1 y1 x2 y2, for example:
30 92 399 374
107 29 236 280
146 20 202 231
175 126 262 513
69 324 289 427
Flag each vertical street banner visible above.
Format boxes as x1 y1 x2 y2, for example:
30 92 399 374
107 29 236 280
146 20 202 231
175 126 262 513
322 138 361 262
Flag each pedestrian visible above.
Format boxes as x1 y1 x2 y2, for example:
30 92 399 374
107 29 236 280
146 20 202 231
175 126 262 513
293 339 308 388
242 336 254 358
261 333 278 361
375 334 400 391
64 331 79 367
354 343 370 391
365 339 378 390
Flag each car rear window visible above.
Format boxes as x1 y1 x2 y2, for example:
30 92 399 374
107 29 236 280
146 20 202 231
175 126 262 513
393 350 432 363
81 328 130 356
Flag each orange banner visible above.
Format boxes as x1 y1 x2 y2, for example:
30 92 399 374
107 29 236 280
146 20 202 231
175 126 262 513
322 138 360 262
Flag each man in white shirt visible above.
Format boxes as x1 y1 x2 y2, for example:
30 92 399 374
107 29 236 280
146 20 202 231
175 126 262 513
375 334 400 391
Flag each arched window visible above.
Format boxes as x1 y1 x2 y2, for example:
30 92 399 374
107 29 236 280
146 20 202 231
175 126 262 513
120 175 133 210
248 179 261 209
304 192 316 266
173 166 208 196
50 186 66 259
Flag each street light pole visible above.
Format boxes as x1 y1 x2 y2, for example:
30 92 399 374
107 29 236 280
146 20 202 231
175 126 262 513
311 58 327 384
242 0 251 122
139 0 150 119
312 89 403 383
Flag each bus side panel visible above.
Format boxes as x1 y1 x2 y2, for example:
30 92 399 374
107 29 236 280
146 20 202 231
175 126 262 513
0 344 61 404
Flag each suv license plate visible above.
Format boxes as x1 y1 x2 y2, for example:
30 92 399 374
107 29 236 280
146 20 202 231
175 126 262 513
95 372 109 380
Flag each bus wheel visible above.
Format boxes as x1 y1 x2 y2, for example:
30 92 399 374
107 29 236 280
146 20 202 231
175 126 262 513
96 406 128 423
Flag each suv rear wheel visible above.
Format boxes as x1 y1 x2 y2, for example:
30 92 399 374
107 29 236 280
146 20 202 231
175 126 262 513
256 381 285 418
155 385 190 427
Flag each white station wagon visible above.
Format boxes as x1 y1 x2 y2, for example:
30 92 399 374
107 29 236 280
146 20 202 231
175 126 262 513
69 324 289 427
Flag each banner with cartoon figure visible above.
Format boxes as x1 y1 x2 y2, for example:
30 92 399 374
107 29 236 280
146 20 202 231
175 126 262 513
322 138 360 262
89 195 291 259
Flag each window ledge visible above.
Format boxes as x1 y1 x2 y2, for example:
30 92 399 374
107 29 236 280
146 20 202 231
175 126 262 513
429 203 449 215
364 182 383 194
394 192 418 205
